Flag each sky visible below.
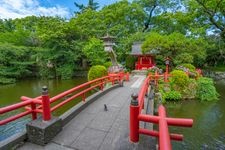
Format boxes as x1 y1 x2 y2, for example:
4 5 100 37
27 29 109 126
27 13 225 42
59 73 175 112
0 0 119 19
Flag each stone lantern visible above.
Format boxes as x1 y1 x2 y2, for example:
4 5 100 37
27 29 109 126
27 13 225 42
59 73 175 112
101 34 122 73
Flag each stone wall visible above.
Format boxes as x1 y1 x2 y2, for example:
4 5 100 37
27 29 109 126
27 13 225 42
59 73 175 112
203 70 225 81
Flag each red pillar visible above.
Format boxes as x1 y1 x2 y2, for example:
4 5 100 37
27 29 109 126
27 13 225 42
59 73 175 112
130 93 139 143
31 102 37 120
158 105 172 150
41 86 51 121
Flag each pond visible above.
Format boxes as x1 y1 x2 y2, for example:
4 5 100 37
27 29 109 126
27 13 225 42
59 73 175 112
0 78 225 149
0 78 87 141
166 81 225 149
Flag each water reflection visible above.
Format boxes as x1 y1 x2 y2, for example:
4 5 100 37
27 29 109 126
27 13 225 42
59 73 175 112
0 78 86 141
166 82 225 149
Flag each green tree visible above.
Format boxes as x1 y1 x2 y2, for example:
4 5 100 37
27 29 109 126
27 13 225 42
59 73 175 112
142 32 207 66
185 0 225 40
74 0 99 14
82 38 107 66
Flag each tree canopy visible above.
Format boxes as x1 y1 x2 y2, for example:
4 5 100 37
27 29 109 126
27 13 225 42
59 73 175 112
0 0 224 84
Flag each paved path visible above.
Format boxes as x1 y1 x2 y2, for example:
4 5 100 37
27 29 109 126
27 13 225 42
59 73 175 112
18 76 156 150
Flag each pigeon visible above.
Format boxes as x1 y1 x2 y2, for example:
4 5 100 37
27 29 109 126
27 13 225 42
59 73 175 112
104 104 108 111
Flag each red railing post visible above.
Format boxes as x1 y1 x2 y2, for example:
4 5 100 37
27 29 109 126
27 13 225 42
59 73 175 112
41 86 51 121
164 72 168 82
130 93 139 143
112 76 115 85
119 73 124 87
126 72 130 81
30 102 37 120
158 105 172 150
100 79 104 91
155 71 158 87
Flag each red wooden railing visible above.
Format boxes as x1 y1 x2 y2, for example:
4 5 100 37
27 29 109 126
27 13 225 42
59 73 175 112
0 73 129 125
130 72 193 150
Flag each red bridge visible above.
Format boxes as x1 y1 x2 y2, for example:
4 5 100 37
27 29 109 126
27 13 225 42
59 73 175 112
0 72 193 150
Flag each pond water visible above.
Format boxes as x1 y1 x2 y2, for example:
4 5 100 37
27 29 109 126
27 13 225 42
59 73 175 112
0 78 87 141
0 78 225 149
166 81 225 149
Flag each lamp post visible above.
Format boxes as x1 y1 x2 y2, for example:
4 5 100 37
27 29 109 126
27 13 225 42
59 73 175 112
164 57 170 82
165 57 170 74
101 34 122 73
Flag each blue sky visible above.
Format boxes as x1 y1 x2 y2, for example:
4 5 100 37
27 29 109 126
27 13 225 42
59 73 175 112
0 0 119 19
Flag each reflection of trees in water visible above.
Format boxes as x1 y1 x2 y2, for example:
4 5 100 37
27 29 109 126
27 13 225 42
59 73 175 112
0 109 30 142
167 82 225 149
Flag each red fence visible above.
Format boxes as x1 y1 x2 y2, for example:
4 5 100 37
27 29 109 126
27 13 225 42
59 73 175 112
0 73 129 125
130 73 193 150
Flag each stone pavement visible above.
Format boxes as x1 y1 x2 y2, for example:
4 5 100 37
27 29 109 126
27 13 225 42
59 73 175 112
18 76 156 150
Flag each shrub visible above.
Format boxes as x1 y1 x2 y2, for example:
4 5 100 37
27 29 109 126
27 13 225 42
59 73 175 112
170 70 189 88
103 61 112 69
182 79 197 99
88 65 107 81
196 77 219 101
56 65 73 80
163 91 182 101
180 63 196 71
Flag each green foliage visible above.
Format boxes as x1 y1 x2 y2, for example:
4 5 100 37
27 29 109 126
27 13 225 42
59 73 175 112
88 65 107 81
0 0 224 84
170 70 189 89
186 0 225 40
174 53 194 65
182 79 197 99
56 65 74 80
74 0 99 14
0 77 16 84
196 77 219 101
83 38 107 66
125 55 136 70
103 62 112 69
180 64 196 71
163 91 182 101
0 43 35 84
142 32 207 67
146 67 160 75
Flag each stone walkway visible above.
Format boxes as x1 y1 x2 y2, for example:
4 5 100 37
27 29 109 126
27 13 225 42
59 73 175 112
18 76 156 150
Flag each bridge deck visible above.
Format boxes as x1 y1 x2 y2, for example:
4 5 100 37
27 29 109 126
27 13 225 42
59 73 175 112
18 76 156 150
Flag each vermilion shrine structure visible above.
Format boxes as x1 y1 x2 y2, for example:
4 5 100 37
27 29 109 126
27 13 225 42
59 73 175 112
131 42 155 70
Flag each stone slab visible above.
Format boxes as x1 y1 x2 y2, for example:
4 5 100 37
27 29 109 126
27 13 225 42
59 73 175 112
26 117 62 146
17 142 74 150
71 127 107 150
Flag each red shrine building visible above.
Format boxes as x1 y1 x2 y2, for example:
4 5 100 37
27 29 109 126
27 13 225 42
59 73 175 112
131 42 156 70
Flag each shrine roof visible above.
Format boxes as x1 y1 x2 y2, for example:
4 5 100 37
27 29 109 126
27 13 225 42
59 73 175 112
130 42 158 56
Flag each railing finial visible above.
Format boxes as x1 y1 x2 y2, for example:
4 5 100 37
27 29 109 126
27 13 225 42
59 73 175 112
131 93 138 106
42 86 48 95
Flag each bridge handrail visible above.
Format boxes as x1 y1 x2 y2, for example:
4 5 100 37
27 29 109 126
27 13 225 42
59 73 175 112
130 71 193 150
0 73 125 126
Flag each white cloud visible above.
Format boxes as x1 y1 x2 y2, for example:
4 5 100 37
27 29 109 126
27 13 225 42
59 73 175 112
0 0 70 19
